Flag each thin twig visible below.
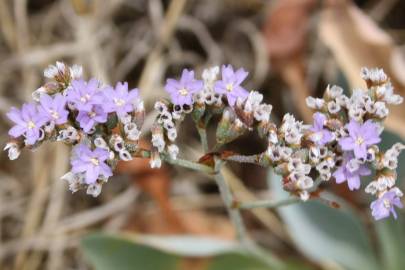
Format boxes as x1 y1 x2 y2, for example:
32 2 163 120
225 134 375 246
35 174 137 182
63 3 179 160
163 154 214 174
239 197 300 210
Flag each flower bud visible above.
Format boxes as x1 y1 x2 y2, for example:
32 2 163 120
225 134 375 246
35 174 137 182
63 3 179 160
4 142 21 160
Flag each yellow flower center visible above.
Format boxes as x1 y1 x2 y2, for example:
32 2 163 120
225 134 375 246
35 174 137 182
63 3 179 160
27 121 36 129
90 157 99 166
226 83 233 92
383 199 391 209
88 111 96 118
356 136 364 145
178 88 188 96
50 110 59 119
114 98 125 107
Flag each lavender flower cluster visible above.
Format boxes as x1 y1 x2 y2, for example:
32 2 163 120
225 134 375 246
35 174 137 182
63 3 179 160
5 62 145 197
4 62 404 221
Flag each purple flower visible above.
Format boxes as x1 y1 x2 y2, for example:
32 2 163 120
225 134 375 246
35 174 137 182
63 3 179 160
164 69 203 106
310 112 334 145
339 119 381 159
6 103 47 145
371 190 403 220
214 65 249 106
70 144 112 184
76 105 107 133
38 94 69 125
333 152 371 190
66 78 103 111
103 82 139 118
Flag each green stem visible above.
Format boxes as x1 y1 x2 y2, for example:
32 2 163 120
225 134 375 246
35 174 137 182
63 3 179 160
197 127 209 153
213 158 282 269
238 197 300 210
213 166 248 244
211 142 223 152
163 154 214 174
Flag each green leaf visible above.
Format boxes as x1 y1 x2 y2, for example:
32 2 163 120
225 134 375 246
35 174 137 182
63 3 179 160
135 235 240 257
81 233 288 270
268 170 379 270
374 214 405 270
207 252 271 270
81 233 179 270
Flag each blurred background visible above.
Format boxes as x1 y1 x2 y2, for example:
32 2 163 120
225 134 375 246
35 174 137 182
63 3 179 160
1 0 405 269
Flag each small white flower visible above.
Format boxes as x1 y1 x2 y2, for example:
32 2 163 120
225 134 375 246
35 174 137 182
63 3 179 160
254 104 272 122
56 61 65 71
44 64 59 78
167 128 177 142
168 144 179 160
32 87 47 102
150 151 162 168
61 172 84 193
4 142 21 160
44 121 55 133
267 130 278 144
266 145 281 161
202 66 219 91
154 101 168 113
151 133 165 153
299 191 310 201
327 85 343 98
87 183 102 197
70 64 83 80
365 181 378 195
110 135 125 151
94 137 109 150
374 101 388 118
296 176 313 190
120 115 132 125
306 96 325 109
360 67 387 83
124 123 141 141
327 101 341 114
335 95 349 107
119 149 133 161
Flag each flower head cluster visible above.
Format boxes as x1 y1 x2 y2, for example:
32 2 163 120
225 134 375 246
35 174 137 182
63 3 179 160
5 62 144 196
4 63 405 221
303 68 404 220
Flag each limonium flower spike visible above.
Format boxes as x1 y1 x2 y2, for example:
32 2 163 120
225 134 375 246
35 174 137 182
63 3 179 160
3 62 405 222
